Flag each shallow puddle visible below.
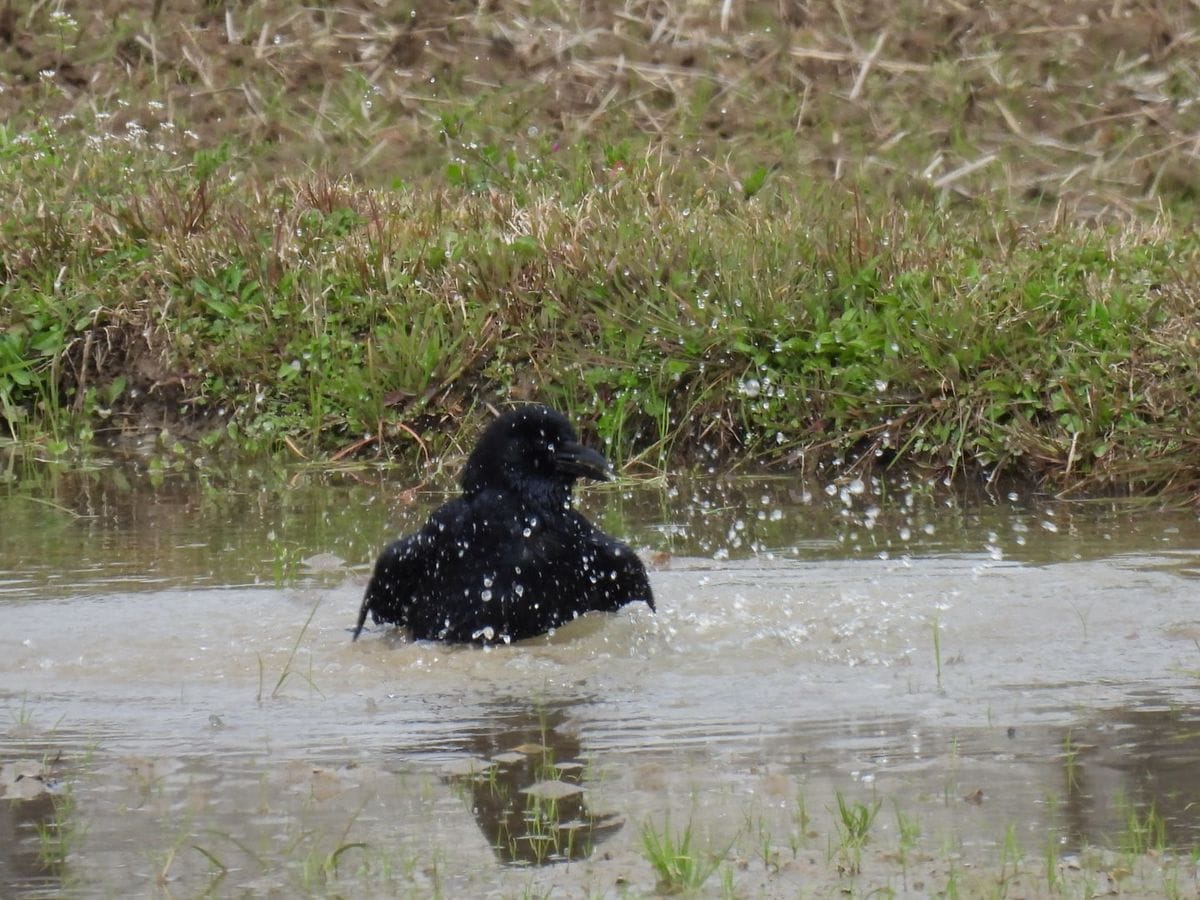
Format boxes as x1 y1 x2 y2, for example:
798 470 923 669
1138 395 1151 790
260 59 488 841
2 459 1199 896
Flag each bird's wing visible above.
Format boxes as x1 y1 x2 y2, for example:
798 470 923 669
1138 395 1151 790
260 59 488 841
576 515 656 611
353 499 472 641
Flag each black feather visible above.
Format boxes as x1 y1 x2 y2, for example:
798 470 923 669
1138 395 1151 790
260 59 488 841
354 405 655 644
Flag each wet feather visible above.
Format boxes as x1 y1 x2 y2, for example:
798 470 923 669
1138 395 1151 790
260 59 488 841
354 405 655 643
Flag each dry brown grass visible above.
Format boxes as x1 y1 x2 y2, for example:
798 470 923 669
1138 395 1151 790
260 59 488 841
3 0 1197 216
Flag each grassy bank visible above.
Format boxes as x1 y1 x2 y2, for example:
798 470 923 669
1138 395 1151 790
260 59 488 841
2 1 1199 495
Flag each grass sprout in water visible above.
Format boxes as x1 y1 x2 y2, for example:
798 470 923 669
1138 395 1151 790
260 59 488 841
640 816 732 893
832 791 881 875
258 598 323 702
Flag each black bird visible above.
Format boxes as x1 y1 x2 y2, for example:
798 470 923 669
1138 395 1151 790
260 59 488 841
353 405 655 644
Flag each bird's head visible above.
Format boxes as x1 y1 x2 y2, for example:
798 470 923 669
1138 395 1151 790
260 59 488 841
460 405 613 505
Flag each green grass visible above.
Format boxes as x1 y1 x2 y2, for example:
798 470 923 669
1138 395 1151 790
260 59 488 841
640 815 730 894
4 134 1199 494
2 0 1200 496
1118 798 1168 857
34 785 80 873
832 790 881 875
258 598 323 702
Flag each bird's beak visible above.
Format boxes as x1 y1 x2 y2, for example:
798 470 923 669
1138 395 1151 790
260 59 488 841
553 441 614 481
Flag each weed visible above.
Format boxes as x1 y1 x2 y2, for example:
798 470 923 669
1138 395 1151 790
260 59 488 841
741 810 780 873
35 780 81 873
12 694 35 731
944 864 960 899
1067 601 1092 641
832 790 881 875
893 801 920 875
1043 833 1061 895
789 786 812 857
258 599 323 702
998 823 1022 891
1061 732 1081 795
932 615 943 690
640 816 731 894
1119 799 1167 857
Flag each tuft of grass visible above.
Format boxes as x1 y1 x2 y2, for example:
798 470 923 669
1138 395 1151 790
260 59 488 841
34 779 82 874
258 599 323 702
893 801 921 877
789 786 812 857
932 615 943 690
832 790 882 875
1043 833 1061 895
640 816 731 894
1061 732 1082 795
1118 799 1167 857
999 823 1023 890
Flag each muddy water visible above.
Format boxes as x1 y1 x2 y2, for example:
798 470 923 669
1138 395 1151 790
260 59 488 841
2 459 1200 897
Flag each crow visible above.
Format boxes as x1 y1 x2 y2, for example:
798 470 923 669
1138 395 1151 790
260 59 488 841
353 405 655 644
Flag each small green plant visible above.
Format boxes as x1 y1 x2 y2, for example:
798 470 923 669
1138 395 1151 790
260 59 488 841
640 816 730 893
943 863 960 899
523 791 563 864
1043 834 1061 894
833 790 881 875
269 534 304 587
719 863 736 898
12 693 35 730
298 840 370 888
258 600 323 701
35 781 81 872
1119 799 1167 856
999 823 1022 890
741 811 780 872
1061 731 1081 794
789 787 811 856
893 801 920 875
932 615 943 690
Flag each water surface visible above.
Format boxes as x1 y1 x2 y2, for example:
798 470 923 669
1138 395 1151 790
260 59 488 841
2 459 1199 896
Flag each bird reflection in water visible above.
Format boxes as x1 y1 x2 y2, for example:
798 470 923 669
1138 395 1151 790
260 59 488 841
442 704 622 866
